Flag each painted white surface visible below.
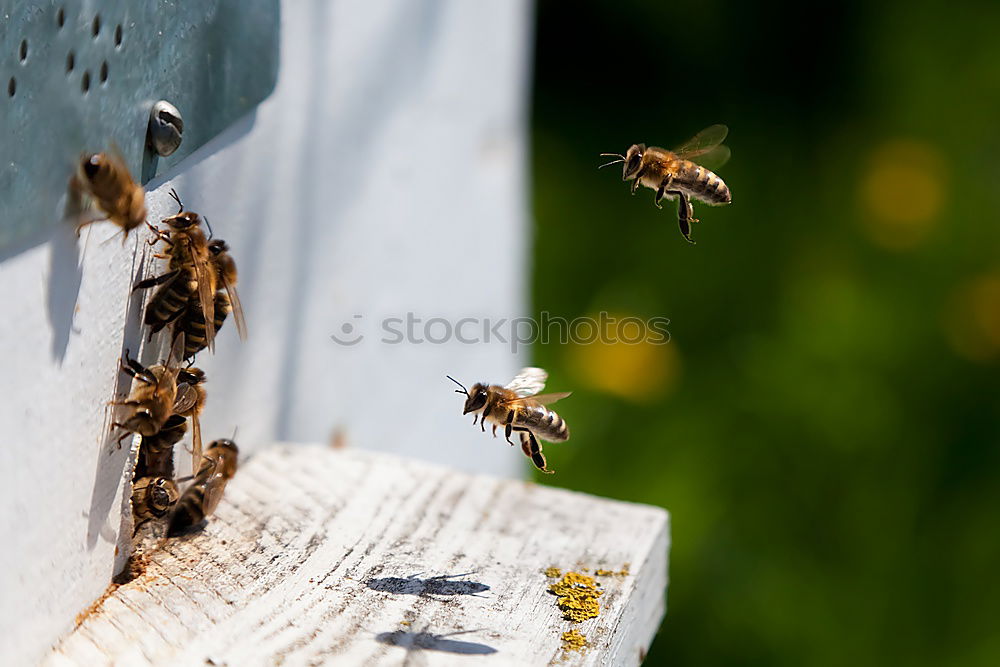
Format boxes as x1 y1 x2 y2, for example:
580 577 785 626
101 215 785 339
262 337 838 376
51 446 669 666
0 1 532 663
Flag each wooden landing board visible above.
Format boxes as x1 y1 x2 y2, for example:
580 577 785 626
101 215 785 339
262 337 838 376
49 445 669 666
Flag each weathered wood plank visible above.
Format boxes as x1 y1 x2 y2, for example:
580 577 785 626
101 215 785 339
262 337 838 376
50 445 669 666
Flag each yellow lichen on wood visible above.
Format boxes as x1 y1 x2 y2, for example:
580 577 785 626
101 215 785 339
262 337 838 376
544 566 562 578
561 628 588 653
548 571 603 622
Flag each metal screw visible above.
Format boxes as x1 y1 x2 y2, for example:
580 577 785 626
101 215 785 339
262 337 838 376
147 100 184 156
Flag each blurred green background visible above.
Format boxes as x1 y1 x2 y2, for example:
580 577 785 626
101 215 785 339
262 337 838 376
529 1 1000 665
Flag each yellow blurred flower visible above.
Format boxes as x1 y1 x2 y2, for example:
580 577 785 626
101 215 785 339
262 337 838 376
566 312 679 401
859 139 948 250
944 273 1000 362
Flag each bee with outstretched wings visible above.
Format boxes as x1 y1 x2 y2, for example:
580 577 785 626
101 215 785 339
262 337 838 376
448 367 571 474
600 124 733 243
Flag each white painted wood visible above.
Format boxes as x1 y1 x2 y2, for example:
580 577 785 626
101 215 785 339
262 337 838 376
50 446 669 666
0 1 532 663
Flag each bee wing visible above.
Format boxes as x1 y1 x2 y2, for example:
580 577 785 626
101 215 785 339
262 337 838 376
505 367 548 397
199 470 229 519
222 273 248 341
161 333 186 386
686 145 730 170
190 413 203 478
186 236 217 351
672 124 730 165
499 392 572 407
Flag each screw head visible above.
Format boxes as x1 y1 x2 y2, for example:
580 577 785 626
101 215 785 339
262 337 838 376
147 100 184 156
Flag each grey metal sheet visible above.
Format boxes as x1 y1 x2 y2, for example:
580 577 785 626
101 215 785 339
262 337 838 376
0 0 279 252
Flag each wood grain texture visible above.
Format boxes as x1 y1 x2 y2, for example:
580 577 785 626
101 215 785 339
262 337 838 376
49 445 669 666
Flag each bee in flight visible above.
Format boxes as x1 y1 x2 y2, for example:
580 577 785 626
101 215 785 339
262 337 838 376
600 124 732 243
448 367 570 474
168 438 239 536
71 148 147 241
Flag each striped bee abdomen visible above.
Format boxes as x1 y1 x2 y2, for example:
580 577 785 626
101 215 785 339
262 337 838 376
168 484 206 535
516 405 570 442
679 161 731 205
179 290 231 360
144 271 196 333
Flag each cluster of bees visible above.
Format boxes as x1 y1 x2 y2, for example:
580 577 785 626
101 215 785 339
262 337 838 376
73 150 247 536
451 126 733 473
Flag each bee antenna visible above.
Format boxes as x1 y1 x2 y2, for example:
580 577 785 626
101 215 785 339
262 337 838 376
168 188 183 212
445 375 469 396
203 216 214 240
598 153 626 169
231 425 238 440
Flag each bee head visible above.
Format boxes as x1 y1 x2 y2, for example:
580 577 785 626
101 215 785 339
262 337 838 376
210 438 239 454
462 383 489 414
623 144 646 181
164 211 200 230
208 239 229 255
447 375 488 414
81 153 104 181
149 478 179 514
178 366 206 385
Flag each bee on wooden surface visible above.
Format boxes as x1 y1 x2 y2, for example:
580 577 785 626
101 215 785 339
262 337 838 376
111 337 185 444
173 238 248 359
131 476 180 524
174 366 207 474
134 190 217 347
135 414 187 480
168 438 239 536
448 367 571 474
71 148 147 241
600 124 732 243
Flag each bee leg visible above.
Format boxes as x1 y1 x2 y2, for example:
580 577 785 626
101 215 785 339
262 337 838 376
133 269 181 292
655 176 674 209
669 191 696 244
515 430 552 474
630 166 647 195
472 414 478 425
505 411 516 445
491 423 498 438
145 221 172 245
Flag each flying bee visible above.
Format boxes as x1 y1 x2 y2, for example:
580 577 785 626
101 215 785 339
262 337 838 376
135 413 187 480
168 438 239 536
448 367 571 474
132 476 180 525
600 124 732 243
173 238 248 359
71 148 147 241
111 336 185 445
173 366 207 475
135 190 217 347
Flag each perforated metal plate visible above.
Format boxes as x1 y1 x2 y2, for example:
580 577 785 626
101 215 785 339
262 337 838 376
0 0 279 251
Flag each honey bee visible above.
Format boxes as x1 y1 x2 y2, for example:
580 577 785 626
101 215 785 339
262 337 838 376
173 238 248 360
448 368 571 474
600 124 732 243
173 366 207 474
131 476 180 524
135 413 187 480
111 336 186 444
135 190 216 347
168 438 239 536
71 148 147 241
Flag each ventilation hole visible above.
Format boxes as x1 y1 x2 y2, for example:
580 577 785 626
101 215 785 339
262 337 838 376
57 7 65 28
100 62 108 84
92 14 101 38
7 77 15 97
81 71 90 93
66 51 75 73
114 24 123 48
19 40 28 63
